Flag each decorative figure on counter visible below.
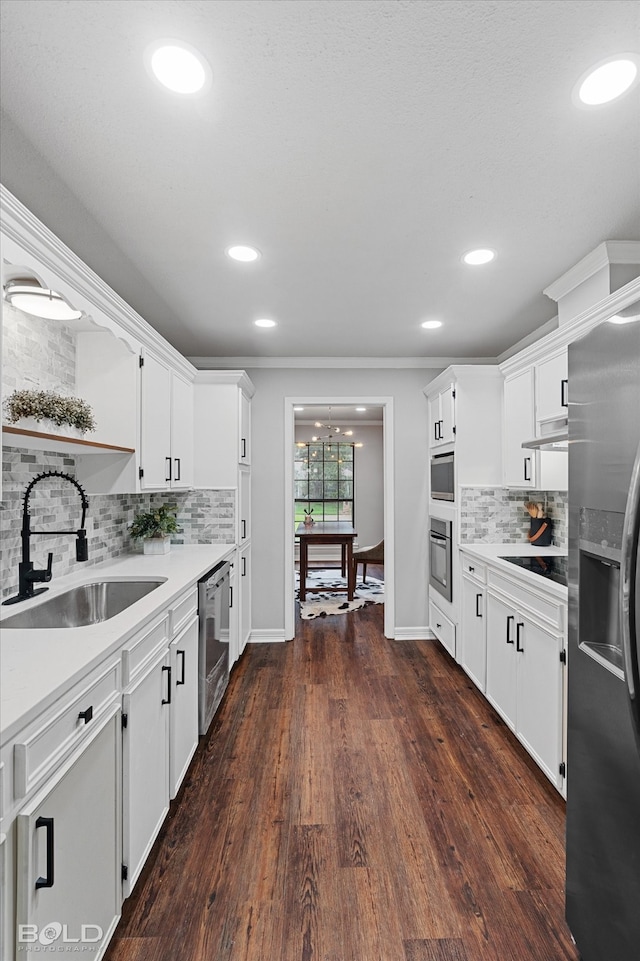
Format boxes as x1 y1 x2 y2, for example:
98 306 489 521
303 507 315 527
525 501 553 546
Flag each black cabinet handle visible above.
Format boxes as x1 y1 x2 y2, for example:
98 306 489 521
523 456 531 482
475 593 482 617
229 585 233 609
516 622 524 652
78 706 93 724
162 665 172 705
35 817 54 889
468 565 475 573
439 419 444 439
506 614 515 644
241 519 247 540
434 421 439 441
176 650 186 686
561 378 568 408
241 438 247 459
242 555 246 577
165 457 172 482
174 458 181 481
436 622 442 629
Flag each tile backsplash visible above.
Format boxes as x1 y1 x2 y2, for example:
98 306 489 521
0 447 235 601
459 486 567 549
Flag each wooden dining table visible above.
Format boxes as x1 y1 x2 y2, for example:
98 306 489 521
296 521 357 601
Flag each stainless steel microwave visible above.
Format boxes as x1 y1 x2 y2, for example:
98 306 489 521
430 451 454 501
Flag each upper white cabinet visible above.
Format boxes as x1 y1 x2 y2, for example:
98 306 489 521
503 368 537 488
428 383 456 447
140 352 194 490
535 348 568 428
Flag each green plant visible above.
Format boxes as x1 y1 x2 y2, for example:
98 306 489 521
128 504 181 540
3 388 96 432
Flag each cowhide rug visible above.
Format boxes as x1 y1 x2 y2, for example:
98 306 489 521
295 568 384 619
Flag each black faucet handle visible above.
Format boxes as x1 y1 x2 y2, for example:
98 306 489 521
30 553 53 584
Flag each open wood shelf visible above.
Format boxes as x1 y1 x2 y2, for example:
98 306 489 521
3 426 135 455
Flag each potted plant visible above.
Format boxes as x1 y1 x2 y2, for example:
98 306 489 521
3 388 97 437
128 503 181 555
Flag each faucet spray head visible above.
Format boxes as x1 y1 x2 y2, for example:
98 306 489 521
76 529 89 562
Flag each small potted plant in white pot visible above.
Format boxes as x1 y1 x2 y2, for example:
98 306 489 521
128 504 180 555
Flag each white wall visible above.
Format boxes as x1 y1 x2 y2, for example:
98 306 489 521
247 366 442 636
294 423 384 549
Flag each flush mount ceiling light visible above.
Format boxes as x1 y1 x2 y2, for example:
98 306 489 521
462 249 495 266
227 245 261 262
145 41 211 94
254 318 277 328
3 280 82 321
421 320 443 330
574 55 639 106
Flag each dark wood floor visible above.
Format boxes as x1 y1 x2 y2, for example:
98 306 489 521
105 579 579 961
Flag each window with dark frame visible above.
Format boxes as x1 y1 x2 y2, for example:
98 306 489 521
294 442 354 526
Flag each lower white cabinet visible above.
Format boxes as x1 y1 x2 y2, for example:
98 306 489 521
122 645 171 896
429 598 456 658
486 590 564 789
15 708 121 960
169 614 199 799
461 573 486 692
238 543 251 658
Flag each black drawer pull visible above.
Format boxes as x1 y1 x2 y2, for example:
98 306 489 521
176 650 186 686
506 615 515 644
162 665 172 705
35 817 54 889
78 706 93 724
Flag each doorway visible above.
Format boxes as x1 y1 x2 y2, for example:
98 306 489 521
284 396 394 640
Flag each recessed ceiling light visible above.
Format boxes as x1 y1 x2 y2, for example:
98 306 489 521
421 320 443 329
254 318 277 328
294 406 305 411
3 280 82 321
462 249 495 266
574 55 639 106
146 41 210 94
355 407 367 412
227 245 261 262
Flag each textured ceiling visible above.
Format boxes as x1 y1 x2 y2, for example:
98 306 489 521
1 0 639 361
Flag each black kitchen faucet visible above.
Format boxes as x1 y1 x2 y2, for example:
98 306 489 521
2 470 90 606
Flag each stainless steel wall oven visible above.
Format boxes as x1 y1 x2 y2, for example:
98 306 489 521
430 451 455 501
429 516 452 602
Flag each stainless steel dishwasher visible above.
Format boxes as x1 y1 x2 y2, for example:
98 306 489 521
198 560 231 735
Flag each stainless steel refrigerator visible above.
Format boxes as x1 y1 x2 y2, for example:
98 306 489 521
566 299 640 961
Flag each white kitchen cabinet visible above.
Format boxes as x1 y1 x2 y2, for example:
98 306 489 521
428 383 456 447
460 556 487 692
140 351 194 490
429 598 456 659
503 368 537 488
121 616 171 896
15 708 121 961
535 348 568 428
169 613 199 799
486 588 564 789
238 542 251 658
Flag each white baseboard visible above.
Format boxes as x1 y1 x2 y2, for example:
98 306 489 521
248 629 288 643
393 627 435 641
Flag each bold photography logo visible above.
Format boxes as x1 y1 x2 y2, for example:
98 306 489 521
18 921 103 947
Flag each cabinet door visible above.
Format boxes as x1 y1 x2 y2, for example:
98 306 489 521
239 390 251 465
16 710 121 960
535 349 568 426
461 576 486 692
514 613 563 787
140 353 172 490
239 466 251 544
170 373 194 489
485 592 517 729
503 368 536 488
428 395 441 447
122 648 170 895
439 384 456 445
239 543 251 658
170 615 199 799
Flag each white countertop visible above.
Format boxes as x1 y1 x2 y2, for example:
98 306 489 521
459 542 568 601
0 544 235 744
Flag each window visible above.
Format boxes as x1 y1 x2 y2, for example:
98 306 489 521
294 442 354 525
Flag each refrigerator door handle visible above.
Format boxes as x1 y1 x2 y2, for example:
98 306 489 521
621 438 640 752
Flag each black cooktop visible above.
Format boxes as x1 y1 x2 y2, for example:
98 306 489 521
498 554 568 587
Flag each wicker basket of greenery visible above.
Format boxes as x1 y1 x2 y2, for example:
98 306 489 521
3 388 97 435
128 504 181 554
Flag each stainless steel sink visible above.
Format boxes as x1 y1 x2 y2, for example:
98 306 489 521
1 579 166 629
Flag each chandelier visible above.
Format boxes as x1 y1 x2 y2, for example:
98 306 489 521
311 406 353 442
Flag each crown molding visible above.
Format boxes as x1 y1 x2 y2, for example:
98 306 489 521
193 369 255 396
543 241 640 302
1 184 196 381
188 355 497 369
